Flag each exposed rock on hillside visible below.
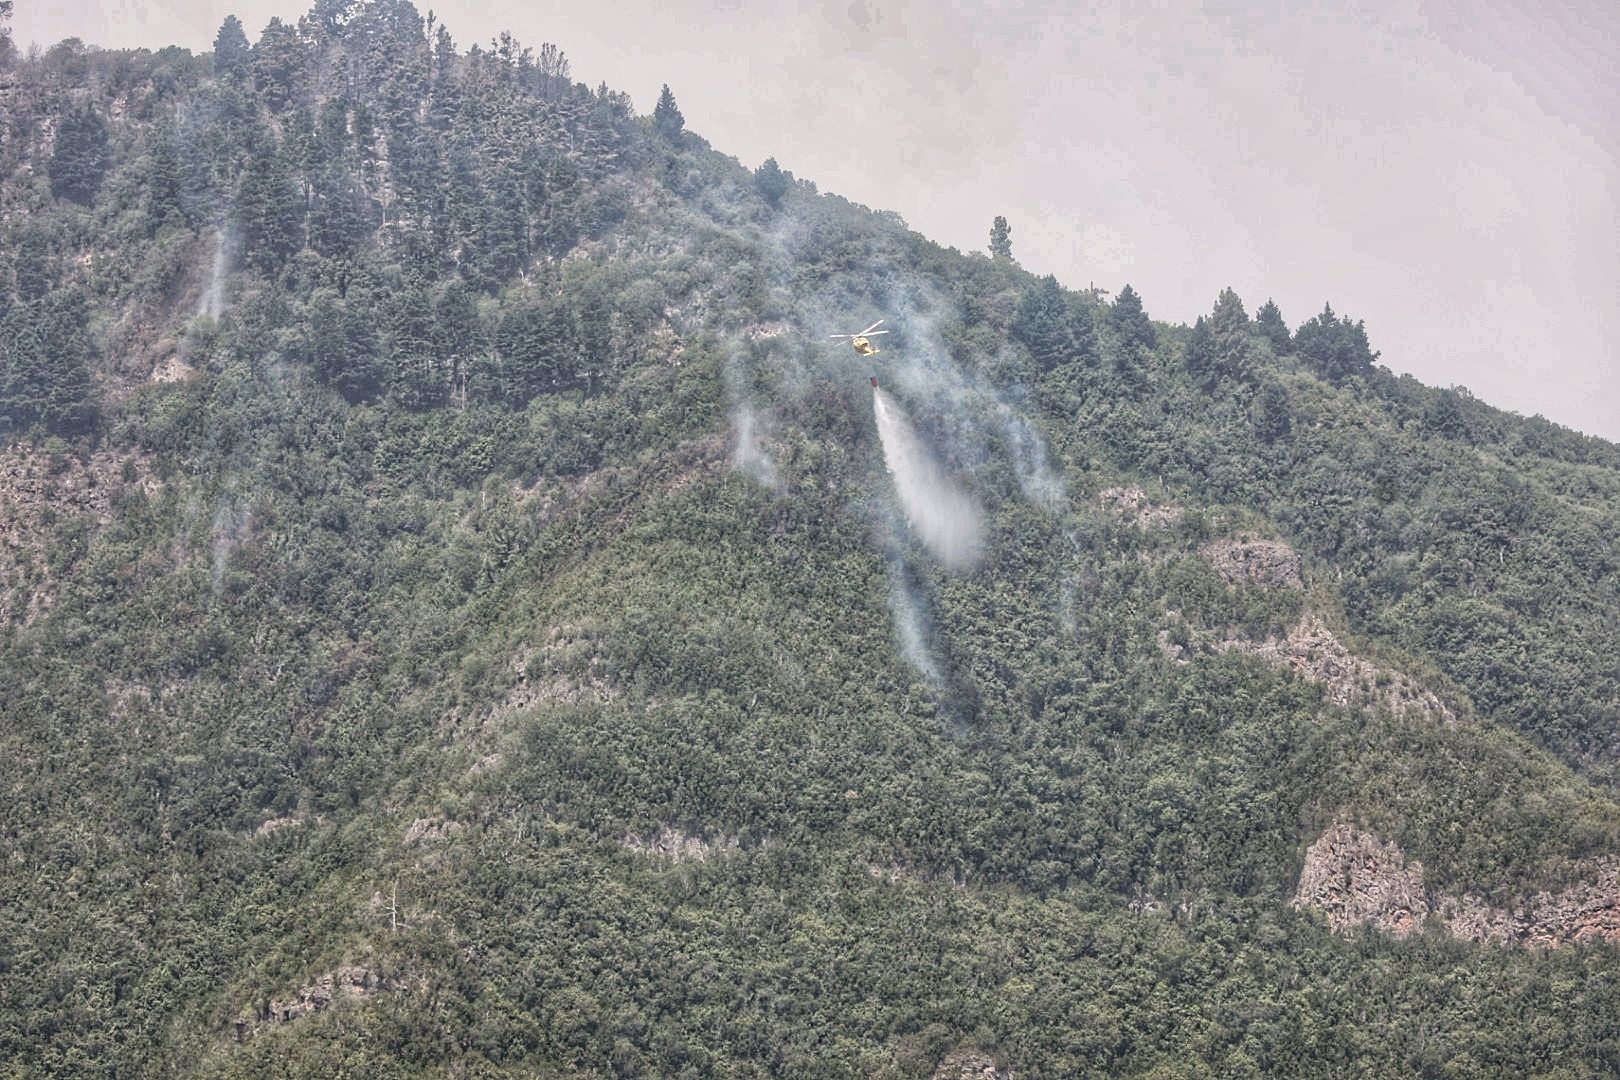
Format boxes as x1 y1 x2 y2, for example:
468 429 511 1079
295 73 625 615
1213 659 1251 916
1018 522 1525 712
403 817 466 845
866 860 973 889
930 1047 1011 1079
1294 821 1432 936
622 826 740 862
1202 535 1303 589
0 445 155 624
1295 820 1620 946
1223 614 1456 725
237 965 405 1040
492 626 620 722
252 814 311 839
1097 485 1182 528
149 352 195 383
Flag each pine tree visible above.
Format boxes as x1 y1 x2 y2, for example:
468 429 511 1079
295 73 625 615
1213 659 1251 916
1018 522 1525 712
388 285 446 408
1252 381 1292 443
307 284 383 401
317 98 350 162
146 123 189 232
496 301 578 400
1425 387 1468 437
1295 303 1379 383
213 15 250 79
1110 284 1156 351
48 107 110 204
464 169 528 290
1012 275 1072 371
1204 287 1255 386
754 157 788 208
1068 295 1101 368
235 143 304 273
1 288 95 433
989 216 1012 261
11 226 53 302
1183 316 1216 388
308 165 368 258
1255 299 1290 353
653 84 684 139
252 17 303 112
435 280 483 405
1013 276 1098 372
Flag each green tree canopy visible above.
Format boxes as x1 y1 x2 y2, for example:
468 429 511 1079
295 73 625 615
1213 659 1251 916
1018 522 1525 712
1184 287 1253 388
213 14 250 78
0 0 14 65
48 107 110 204
235 141 304 273
1296 303 1378 383
989 215 1012 261
1252 380 1292 443
252 17 304 111
1183 314 1215 387
1255 298 1290 353
754 157 788 208
1110 283 1155 351
653 84 684 139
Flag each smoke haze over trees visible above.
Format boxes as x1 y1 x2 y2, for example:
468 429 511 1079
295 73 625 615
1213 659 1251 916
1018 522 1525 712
1 3 1619 1075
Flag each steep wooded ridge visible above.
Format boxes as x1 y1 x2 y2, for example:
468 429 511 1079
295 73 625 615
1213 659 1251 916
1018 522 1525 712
2 4 1619 1075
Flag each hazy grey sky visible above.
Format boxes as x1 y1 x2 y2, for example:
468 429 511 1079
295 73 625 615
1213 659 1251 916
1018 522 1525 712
16 0 1619 439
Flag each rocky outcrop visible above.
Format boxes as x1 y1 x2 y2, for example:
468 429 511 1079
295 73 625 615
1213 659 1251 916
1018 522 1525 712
1295 820 1620 947
403 816 466 844
866 860 972 889
492 625 620 723
1222 614 1456 726
252 815 310 839
622 826 740 862
931 1047 1011 1080
742 320 792 340
1294 821 1433 936
1202 535 1303 589
1097 485 1182 528
236 965 405 1040
0 445 156 624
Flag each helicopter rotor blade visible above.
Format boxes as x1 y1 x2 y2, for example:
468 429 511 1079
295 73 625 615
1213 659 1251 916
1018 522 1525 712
864 330 889 336
859 320 886 335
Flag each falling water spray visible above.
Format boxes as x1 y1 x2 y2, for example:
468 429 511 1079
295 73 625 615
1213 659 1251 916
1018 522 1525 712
872 387 984 569
197 229 229 319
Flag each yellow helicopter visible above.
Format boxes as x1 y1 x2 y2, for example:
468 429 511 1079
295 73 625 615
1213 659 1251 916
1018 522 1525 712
829 320 890 385
829 320 889 358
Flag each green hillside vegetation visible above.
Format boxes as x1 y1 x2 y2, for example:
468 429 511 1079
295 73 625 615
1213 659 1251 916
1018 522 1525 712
2 3 1619 1075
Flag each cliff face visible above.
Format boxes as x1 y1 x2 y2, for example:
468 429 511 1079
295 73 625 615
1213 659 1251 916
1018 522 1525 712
1296 820 1620 947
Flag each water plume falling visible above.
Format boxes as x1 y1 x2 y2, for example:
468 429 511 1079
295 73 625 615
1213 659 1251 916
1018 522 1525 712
197 229 229 319
872 387 984 569
730 402 778 488
887 560 942 682
210 501 249 592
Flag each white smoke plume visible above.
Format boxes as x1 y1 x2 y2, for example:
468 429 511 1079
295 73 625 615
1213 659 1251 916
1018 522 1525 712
887 560 942 682
994 395 1068 515
872 386 984 570
722 340 782 488
197 228 230 320
730 402 778 488
210 500 250 592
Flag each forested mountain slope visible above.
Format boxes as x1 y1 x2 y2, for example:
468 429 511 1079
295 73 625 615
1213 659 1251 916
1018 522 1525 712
2 3 1619 1075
